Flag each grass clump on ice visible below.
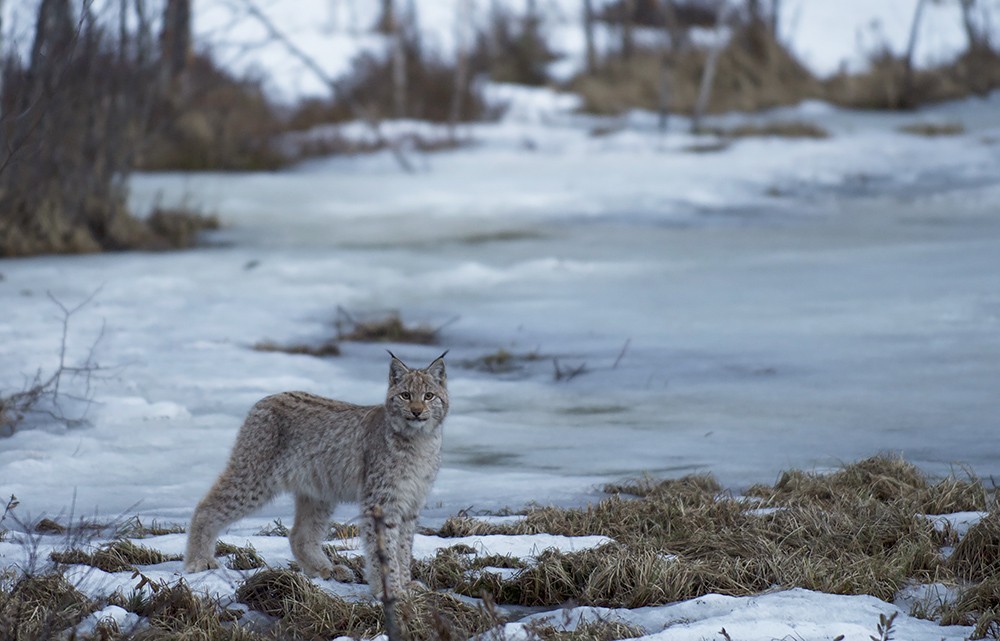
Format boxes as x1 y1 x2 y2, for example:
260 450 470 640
436 455 982 608
51 540 182 573
335 308 441 345
236 569 497 641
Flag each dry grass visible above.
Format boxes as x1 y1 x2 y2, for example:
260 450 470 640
213 542 267 571
705 121 830 139
462 348 546 374
827 48 1000 110
335 309 442 345
572 25 821 116
127 580 264 641
0 574 95 641
436 456 979 608
899 122 966 137
236 568 498 641
526 617 646 641
51 540 182 573
146 208 221 249
253 340 342 358
951 515 1000 582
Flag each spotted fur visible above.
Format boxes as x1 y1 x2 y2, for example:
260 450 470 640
184 353 448 597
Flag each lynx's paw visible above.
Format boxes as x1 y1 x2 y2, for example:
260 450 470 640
328 564 356 583
184 557 220 573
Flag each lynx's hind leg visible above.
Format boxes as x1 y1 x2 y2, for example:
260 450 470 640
184 466 277 573
290 494 352 580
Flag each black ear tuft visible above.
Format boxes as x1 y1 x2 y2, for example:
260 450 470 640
426 351 448 385
388 352 409 386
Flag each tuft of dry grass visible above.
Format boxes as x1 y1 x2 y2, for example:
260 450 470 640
51 540 182 573
462 348 545 374
253 340 342 358
146 208 221 249
604 472 721 501
236 568 497 641
746 455 987 514
899 122 966 137
128 580 264 641
951 515 1000 582
211 542 267 571
526 617 646 641
0 574 95 641
335 309 441 345
705 121 830 139
435 459 979 608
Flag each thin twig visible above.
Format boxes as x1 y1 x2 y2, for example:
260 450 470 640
612 338 631 369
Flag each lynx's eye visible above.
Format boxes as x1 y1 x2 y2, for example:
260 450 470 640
424 392 435 401
400 392 411 400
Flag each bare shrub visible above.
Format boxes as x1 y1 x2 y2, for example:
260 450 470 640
472 5 558 86
571 24 821 116
0 3 217 257
139 54 288 171
827 48 1000 110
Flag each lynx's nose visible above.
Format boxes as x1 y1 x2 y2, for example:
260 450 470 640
411 409 424 419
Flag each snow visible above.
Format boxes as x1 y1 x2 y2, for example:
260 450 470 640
2 2 1000 639
504 590 972 641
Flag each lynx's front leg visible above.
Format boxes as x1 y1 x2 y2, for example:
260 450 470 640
397 514 418 586
362 506 405 599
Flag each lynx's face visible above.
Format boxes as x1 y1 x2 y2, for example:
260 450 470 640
386 352 449 433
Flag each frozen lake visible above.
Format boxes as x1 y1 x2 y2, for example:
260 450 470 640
2 97 1000 522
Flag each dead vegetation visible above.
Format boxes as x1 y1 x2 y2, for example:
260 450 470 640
463 348 545 374
435 456 988 609
51 540 182 574
705 121 830 140
335 308 451 345
899 122 967 137
526 617 646 641
236 568 498 641
0 574 95 641
2 456 998 638
252 340 342 358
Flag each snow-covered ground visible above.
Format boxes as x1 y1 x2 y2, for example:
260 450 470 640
3 2 1000 637
2 85 999 638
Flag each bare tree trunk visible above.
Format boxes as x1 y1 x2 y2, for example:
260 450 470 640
657 0 676 132
621 0 635 60
959 0 987 53
449 0 472 138
902 0 927 106
691 3 730 133
390 17 406 119
770 0 781 37
583 0 597 74
159 0 191 98
377 0 395 33
30 0 74 75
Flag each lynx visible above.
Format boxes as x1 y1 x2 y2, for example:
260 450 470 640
184 352 448 597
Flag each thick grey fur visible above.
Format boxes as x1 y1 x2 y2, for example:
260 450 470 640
183 353 448 597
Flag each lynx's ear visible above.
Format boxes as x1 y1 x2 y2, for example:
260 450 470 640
387 351 410 386
425 351 448 386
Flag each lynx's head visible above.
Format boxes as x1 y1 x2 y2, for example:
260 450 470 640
385 351 449 434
